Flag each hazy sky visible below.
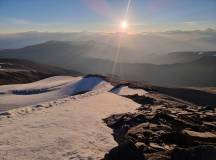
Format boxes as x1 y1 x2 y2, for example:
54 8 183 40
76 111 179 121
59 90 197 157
0 0 216 33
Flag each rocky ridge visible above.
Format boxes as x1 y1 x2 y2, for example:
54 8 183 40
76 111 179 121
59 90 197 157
103 88 216 160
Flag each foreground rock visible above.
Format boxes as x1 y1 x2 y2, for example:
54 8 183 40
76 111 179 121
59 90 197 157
104 93 216 160
171 145 216 160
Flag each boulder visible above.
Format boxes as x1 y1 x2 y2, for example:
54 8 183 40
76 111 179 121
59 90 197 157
182 129 216 143
104 141 145 160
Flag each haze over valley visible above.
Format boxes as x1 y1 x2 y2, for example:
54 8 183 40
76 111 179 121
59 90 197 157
0 35 215 86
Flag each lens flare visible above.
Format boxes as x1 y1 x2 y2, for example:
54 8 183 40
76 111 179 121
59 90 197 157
112 0 132 77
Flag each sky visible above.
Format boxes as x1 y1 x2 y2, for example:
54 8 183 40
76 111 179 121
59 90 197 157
0 0 216 33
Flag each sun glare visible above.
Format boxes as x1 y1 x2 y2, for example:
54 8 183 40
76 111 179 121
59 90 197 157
121 20 128 29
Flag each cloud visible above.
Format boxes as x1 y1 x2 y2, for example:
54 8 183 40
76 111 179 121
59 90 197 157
183 21 197 26
6 18 45 26
163 28 216 34
0 28 216 53
9 18 34 25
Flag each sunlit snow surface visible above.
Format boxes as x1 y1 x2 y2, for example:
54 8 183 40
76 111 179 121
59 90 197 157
0 76 113 112
0 76 147 160
111 85 148 96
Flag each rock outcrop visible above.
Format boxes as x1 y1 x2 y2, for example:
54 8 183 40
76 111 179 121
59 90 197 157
103 92 216 160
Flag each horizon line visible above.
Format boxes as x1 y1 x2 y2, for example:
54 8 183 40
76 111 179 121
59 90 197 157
0 27 216 35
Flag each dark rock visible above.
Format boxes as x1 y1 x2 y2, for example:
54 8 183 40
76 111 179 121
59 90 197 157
0 111 11 116
104 141 145 160
205 105 215 111
146 152 170 160
201 115 216 122
103 113 133 129
103 85 216 160
182 129 216 143
113 124 131 144
135 142 147 151
171 145 216 160
124 94 156 105
152 112 202 131
161 131 188 146
127 123 170 145
161 129 216 146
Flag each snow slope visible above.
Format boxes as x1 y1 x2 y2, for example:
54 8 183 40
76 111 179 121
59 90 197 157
0 75 149 159
0 92 139 160
0 76 113 112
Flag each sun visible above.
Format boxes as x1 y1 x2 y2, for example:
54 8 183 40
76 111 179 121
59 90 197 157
121 20 128 29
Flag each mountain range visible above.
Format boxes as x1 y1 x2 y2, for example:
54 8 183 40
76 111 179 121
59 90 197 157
0 41 215 87
0 58 80 85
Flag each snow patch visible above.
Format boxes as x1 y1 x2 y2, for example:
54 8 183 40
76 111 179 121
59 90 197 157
111 85 148 96
0 92 139 160
69 76 113 95
0 75 143 159
0 76 114 111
